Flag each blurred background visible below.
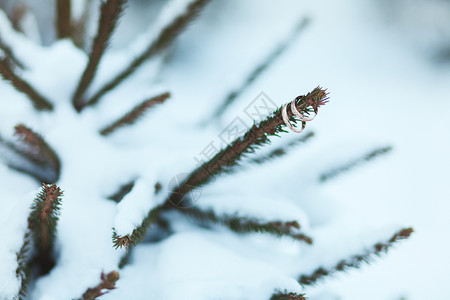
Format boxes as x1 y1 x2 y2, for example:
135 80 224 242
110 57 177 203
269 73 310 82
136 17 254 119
1 0 449 299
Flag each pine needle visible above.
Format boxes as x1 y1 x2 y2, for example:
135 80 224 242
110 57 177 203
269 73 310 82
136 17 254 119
99 92 170 136
56 0 72 39
299 227 413 286
0 58 53 110
72 0 127 111
85 0 211 108
15 231 31 300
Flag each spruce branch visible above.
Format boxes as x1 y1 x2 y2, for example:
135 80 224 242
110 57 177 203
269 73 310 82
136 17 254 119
112 205 164 251
210 18 310 120
107 180 135 203
99 92 170 136
299 227 414 286
270 290 306 300
166 87 328 206
72 0 127 111
85 0 210 107
180 207 313 244
0 58 53 110
13 124 61 183
56 0 72 39
16 231 31 300
250 131 314 164
319 146 392 182
28 183 63 274
80 270 119 300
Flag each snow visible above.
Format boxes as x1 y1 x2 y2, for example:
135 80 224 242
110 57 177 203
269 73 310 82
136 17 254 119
1 0 450 299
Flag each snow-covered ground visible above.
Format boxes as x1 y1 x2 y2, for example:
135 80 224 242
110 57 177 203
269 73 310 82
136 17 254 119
1 0 449 299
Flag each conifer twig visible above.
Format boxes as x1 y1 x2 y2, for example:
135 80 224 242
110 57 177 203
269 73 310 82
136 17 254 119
28 184 63 274
250 131 314 164
100 92 170 136
166 87 328 206
13 124 61 183
16 231 31 300
72 0 127 111
270 291 306 300
299 227 413 286
112 205 164 251
56 0 72 39
107 180 135 203
0 37 25 69
80 270 119 300
210 18 310 120
319 146 392 182
180 207 313 244
85 0 210 107
0 58 53 110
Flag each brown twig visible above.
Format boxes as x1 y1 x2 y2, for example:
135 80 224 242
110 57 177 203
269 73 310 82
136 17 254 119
72 0 127 111
81 271 120 300
85 0 210 108
100 92 170 136
0 58 53 110
56 0 72 39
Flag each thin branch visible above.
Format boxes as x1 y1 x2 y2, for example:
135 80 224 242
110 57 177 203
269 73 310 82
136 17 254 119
56 0 72 39
319 146 392 182
12 124 61 183
107 180 135 203
165 87 328 207
100 92 170 136
0 58 53 110
250 131 314 164
180 207 313 244
270 291 306 300
112 205 164 251
85 0 211 108
16 231 31 300
72 0 127 111
28 183 63 274
210 18 310 120
0 36 25 69
299 227 414 286
71 0 94 49
80 270 119 300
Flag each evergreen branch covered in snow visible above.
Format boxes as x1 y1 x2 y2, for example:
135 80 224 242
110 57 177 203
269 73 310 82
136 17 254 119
107 180 135 203
179 207 313 244
56 0 72 39
0 58 53 110
166 87 329 206
211 18 310 120
100 92 170 136
86 0 211 107
250 131 314 164
15 231 31 300
79 270 120 300
28 183 63 274
73 0 127 111
319 146 392 182
270 290 306 300
299 227 414 286
11 124 61 183
112 205 164 251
